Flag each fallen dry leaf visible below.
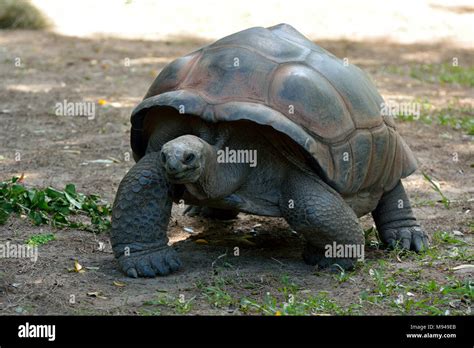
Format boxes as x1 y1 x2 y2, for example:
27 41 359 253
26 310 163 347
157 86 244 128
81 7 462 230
87 291 107 299
67 260 86 273
452 264 474 274
75 260 84 272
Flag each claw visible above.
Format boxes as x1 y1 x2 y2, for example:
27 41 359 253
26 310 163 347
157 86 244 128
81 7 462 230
380 226 429 253
138 263 156 278
151 257 170 275
411 233 425 252
386 238 397 249
400 229 412 250
167 257 181 272
117 247 182 278
126 268 138 278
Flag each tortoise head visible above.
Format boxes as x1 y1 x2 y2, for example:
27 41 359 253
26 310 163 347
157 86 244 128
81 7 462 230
160 135 214 184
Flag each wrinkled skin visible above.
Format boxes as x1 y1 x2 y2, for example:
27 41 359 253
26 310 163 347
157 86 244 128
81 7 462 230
110 113 428 278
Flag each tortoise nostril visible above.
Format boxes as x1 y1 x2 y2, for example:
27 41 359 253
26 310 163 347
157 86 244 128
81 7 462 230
183 153 195 165
161 152 167 164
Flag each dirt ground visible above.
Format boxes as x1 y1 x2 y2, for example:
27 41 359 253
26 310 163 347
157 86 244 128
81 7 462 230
0 30 472 315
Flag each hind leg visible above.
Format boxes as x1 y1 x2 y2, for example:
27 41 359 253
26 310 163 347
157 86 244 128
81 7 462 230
281 172 365 270
372 181 429 251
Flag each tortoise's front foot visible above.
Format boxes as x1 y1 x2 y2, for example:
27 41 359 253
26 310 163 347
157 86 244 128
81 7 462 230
117 244 181 278
111 152 181 278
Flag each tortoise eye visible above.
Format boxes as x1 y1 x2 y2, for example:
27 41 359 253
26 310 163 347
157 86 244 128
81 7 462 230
161 152 167 164
184 153 195 164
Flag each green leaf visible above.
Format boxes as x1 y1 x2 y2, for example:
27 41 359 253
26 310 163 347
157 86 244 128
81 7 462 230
10 184 26 197
29 210 45 225
31 190 49 210
45 187 64 199
64 191 82 209
65 184 77 197
0 208 9 224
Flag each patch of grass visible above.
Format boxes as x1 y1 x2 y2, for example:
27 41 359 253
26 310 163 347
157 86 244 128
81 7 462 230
442 277 473 300
240 291 358 316
391 277 473 315
421 172 450 209
359 258 472 315
410 63 474 87
239 275 360 315
0 0 49 29
142 294 195 315
368 264 398 297
0 176 111 232
432 231 466 246
197 274 359 315
333 268 353 284
402 232 473 266
419 279 440 293
394 98 474 136
26 233 55 246
383 65 406 75
435 112 474 135
387 230 472 265
278 274 300 294
200 277 235 308
364 226 381 249
391 295 446 315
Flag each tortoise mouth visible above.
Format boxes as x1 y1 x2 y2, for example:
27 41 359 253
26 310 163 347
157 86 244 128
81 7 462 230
166 166 202 184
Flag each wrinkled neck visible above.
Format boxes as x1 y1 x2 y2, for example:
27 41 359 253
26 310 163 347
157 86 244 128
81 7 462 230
185 145 248 200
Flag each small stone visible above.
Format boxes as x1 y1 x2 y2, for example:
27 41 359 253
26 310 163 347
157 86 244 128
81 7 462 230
394 294 404 305
449 300 459 308
183 227 195 234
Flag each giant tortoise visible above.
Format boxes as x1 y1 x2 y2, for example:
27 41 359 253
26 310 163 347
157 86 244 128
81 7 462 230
110 24 428 278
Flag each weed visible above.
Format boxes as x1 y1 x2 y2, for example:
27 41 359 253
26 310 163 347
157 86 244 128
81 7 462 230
241 291 356 315
0 176 111 232
143 294 195 314
26 233 55 246
201 277 235 308
432 231 466 246
421 172 450 208
410 63 474 87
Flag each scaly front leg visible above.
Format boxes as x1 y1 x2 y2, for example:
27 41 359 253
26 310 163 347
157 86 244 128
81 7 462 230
110 152 181 278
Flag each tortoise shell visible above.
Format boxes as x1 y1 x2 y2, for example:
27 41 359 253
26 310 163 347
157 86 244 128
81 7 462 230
130 23 417 194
